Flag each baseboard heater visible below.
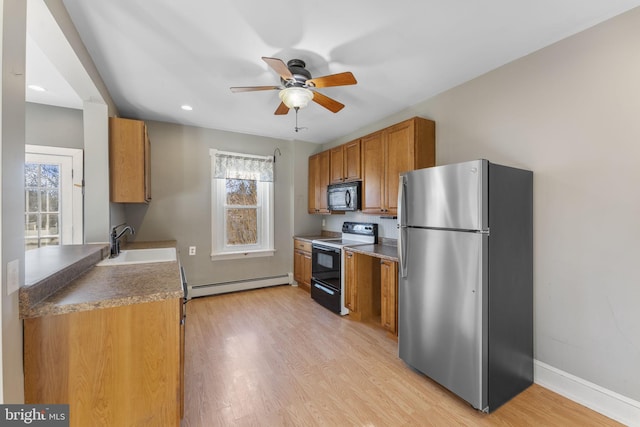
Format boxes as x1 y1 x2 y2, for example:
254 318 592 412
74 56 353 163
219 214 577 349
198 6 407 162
188 273 293 298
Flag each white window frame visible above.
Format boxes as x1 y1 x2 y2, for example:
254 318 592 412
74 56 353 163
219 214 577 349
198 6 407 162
210 149 275 261
25 145 83 245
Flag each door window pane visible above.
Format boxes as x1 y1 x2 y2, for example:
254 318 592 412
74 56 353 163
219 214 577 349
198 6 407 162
25 162 61 250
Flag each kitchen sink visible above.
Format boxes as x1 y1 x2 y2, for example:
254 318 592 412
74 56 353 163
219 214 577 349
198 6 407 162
97 247 177 266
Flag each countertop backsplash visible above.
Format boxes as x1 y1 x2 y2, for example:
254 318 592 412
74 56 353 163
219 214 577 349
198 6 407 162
322 211 399 240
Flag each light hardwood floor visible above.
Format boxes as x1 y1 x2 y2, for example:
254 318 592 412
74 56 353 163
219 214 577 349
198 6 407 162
182 285 621 426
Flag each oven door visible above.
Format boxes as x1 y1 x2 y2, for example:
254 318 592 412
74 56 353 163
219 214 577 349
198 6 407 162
311 243 342 313
311 243 341 290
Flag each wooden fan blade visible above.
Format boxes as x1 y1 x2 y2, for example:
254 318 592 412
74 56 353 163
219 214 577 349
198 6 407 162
307 72 357 88
312 91 345 113
274 102 289 115
262 57 293 80
230 86 281 93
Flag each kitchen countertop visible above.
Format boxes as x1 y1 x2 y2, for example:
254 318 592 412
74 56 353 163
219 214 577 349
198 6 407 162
345 241 399 262
20 241 182 319
294 232 398 261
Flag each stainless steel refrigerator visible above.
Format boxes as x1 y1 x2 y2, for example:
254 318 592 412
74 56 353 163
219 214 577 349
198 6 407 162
397 159 533 412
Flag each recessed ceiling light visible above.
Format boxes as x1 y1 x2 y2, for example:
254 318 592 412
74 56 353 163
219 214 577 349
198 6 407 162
181 105 193 111
28 84 47 92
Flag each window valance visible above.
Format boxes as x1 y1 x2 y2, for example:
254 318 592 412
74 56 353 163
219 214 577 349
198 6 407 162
211 149 274 182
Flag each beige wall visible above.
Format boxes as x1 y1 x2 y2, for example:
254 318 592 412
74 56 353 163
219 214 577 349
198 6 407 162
25 102 83 149
324 7 640 402
125 120 310 286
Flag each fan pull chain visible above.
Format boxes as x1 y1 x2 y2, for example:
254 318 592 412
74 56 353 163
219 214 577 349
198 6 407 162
293 108 307 132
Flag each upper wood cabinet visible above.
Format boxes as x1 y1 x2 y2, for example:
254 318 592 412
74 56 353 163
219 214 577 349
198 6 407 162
109 117 151 203
308 150 330 214
330 139 361 184
362 117 435 215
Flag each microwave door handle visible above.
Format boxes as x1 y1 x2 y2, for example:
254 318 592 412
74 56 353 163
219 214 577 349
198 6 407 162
345 190 351 208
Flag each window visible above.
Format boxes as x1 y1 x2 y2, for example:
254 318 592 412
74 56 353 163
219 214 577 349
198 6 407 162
25 145 83 250
210 149 274 260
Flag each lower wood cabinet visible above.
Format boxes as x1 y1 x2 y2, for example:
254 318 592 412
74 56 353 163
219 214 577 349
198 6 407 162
345 251 398 338
24 298 183 427
293 238 312 291
380 259 399 336
345 250 380 322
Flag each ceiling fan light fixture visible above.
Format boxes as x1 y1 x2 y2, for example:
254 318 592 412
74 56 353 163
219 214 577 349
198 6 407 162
279 87 313 109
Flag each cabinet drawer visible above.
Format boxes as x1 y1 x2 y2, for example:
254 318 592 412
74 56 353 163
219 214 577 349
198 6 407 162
294 239 312 253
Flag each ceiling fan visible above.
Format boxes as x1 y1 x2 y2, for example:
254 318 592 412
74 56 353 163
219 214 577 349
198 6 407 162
230 57 357 115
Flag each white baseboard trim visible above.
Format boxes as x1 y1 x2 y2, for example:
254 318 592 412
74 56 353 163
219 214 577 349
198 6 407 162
534 360 640 426
188 273 293 298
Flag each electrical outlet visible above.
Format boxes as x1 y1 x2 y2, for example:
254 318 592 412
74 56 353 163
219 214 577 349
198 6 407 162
322 219 326 227
189 246 196 256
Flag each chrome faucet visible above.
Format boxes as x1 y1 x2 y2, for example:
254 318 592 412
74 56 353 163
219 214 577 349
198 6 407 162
110 223 135 258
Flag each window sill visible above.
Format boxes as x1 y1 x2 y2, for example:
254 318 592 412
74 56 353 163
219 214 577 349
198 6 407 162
210 249 276 261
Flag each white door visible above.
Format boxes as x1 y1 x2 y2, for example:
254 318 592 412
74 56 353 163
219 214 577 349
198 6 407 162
25 145 83 249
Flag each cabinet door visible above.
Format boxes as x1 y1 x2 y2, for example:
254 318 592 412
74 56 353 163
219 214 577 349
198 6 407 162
344 139 361 181
308 154 319 213
109 117 150 203
385 120 415 215
144 126 152 201
361 132 385 214
381 259 398 335
344 250 357 312
308 151 330 213
302 251 312 288
330 146 344 184
294 249 304 283
317 150 330 212
24 299 181 426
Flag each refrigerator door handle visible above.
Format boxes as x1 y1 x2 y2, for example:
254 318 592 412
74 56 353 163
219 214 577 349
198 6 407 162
398 174 408 278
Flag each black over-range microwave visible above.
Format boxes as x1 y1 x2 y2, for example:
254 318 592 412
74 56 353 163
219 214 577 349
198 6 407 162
327 181 361 211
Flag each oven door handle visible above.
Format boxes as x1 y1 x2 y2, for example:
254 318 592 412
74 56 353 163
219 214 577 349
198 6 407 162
313 282 336 296
312 244 341 254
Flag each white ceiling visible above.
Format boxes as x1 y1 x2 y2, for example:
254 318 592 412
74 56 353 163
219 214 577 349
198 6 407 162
26 0 640 144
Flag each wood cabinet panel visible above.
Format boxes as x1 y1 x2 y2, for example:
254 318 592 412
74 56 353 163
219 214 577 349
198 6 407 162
330 145 344 184
345 251 380 321
380 259 398 336
386 121 415 213
330 139 362 184
302 252 312 289
308 151 330 213
344 250 357 312
24 299 182 427
293 238 312 291
344 139 361 181
109 117 151 203
361 132 385 214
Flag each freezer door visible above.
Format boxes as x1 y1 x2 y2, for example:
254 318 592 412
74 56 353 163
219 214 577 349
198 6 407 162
398 227 488 410
402 159 488 231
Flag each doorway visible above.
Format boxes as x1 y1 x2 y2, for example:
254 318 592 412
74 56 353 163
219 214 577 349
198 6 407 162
25 145 83 249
